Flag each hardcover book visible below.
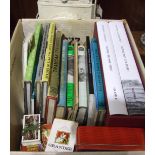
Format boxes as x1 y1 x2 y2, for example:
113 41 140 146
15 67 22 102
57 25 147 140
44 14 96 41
45 119 78 152
94 21 145 128
90 38 106 125
108 21 145 115
45 96 57 124
35 24 50 114
67 45 75 120
86 36 96 126
56 39 68 119
76 45 88 125
24 23 43 114
76 126 145 151
71 41 79 121
96 21 128 115
41 22 56 119
48 31 63 97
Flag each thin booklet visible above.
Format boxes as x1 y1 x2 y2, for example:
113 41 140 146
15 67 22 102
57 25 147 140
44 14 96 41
45 119 78 152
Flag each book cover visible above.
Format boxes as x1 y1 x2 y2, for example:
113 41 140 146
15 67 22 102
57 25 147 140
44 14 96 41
76 126 145 151
45 119 78 152
22 114 41 146
109 21 145 115
41 124 52 150
96 21 128 115
56 39 68 119
48 31 63 97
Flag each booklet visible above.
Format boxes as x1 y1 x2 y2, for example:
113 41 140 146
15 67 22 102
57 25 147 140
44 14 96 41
45 119 78 152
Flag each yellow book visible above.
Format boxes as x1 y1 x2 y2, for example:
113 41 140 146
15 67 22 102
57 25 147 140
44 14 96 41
41 22 56 120
42 22 56 82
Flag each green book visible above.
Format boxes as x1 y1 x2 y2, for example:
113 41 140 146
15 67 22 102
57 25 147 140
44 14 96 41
67 45 75 107
24 23 42 114
48 31 63 97
24 23 42 83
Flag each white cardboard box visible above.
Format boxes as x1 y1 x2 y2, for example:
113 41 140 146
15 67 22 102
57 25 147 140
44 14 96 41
37 0 96 19
10 19 145 154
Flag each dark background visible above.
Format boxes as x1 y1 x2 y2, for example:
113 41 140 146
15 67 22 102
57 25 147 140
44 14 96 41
10 0 145 36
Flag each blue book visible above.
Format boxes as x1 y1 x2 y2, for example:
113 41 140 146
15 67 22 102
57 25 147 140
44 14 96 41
90 38 106 125
55 39 68 119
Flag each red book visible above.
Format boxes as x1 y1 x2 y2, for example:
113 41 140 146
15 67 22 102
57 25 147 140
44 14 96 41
76 126 145 151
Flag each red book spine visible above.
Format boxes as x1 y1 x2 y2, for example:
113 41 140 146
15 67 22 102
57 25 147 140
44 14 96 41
76 126 145 151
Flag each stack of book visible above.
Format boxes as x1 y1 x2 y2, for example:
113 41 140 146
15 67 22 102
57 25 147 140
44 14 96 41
94 21 145 127
21 20 145 152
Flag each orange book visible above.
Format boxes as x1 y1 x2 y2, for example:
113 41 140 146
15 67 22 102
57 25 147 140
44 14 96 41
76 126 144 151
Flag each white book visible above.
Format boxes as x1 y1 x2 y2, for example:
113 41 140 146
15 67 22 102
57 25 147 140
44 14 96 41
96 21 128 115
76 45 88 124
45 119 78 152
109 21 145 115
78 45 87 108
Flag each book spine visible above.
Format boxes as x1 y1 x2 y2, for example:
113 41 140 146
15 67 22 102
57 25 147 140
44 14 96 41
86 36 96 125
48 31 62 97
90 38 105 110
96 21 128 115
57 39 68 107
108 21 145 115
36 24 50 81
78 45 87 108
67 45 74 108
86 36 94 94
42 22 56 83
72 41 79 121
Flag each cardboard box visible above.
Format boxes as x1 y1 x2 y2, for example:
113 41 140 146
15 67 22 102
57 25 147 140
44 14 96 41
10 19 145 154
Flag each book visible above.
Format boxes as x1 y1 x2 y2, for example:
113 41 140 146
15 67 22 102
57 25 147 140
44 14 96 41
90 38 106 125
45 119 78 152
21 114 41 146
76 126 144 151
24 23 43 114
76 45 88 125
86 36 96 126
20 144 43 151
55 39 68 119
45 31 63 123
41 124 52 150
66 45 75 120
108 21 145 115
41 22 56 119
48 31 63 97
35 24 50 114
45 96 57 124
95 21 128 115
71 41 79 121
